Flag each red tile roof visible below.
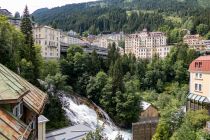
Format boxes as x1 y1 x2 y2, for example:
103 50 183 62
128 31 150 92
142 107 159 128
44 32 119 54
189 55 210 72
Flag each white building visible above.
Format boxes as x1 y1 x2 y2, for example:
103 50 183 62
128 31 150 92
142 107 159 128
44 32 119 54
125 29 171 59
33 25 61 59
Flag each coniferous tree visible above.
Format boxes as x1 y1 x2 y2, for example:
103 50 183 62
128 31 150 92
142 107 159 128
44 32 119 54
20 6 40 84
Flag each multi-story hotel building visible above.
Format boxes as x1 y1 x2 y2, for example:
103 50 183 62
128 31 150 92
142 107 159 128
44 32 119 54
187 55 210 113
33 25 61 59
125 29 172 59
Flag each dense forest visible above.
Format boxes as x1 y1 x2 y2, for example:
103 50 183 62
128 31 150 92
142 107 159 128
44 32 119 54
33 0 210 42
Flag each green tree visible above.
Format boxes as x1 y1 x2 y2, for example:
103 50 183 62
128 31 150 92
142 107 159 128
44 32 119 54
0 16 24 70
171 110 210 140
14 12 20 18
86 71 108 103
41 60 60 78
43 73 72 130
196 24 209 36
82 127 107 140
20 6 40 84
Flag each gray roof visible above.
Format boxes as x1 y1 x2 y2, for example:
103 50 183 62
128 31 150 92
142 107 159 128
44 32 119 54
38 115 49 123
46 124 93 140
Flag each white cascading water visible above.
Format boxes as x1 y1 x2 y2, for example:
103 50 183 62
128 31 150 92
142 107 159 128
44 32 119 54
63 95 131 140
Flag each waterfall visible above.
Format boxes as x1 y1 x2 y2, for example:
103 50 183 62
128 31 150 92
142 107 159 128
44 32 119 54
62 95 131 140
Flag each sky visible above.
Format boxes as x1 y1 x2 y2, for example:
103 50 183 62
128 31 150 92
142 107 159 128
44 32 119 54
0 0 97 15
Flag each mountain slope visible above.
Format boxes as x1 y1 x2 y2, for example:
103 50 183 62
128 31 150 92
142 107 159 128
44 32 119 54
32 0 210 34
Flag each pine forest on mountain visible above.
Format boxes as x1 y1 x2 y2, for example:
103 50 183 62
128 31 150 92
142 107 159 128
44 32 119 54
33 0 210 44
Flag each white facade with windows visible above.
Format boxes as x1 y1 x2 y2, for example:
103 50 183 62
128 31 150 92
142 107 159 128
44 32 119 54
125 29 171 59
33 26 61 59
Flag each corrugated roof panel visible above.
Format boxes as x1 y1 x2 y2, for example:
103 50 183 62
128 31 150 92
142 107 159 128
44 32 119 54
0 108 31 140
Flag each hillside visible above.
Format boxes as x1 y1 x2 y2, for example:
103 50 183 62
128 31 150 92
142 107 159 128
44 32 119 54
32 0 210 36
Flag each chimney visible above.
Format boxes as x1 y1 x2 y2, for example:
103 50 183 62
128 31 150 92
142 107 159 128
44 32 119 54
38 115 49 140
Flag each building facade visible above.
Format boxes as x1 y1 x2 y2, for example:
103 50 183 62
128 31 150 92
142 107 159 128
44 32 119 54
0 63 48 139
183 34 210 50
33 25 61 59
92 32 125 48
125 29 171 59
187 56 210 113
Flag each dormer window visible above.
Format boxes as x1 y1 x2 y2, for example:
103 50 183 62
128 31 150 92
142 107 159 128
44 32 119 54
13 102 23 118
195 62 203 68
199 62 202 68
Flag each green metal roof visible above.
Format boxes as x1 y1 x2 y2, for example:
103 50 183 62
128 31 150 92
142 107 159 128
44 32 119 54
0 64 28 102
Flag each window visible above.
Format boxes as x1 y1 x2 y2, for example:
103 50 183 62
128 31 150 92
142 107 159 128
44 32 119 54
199 84 202 91
199 73 202 79
195 83 202 92
196 73 199 78
13 102 23 118
195 83 198 91
195 73 202 79
195 62 202 68
30 119 36 129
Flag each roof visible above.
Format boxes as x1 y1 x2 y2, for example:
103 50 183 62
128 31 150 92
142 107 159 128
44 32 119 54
141 101 151 111
38 115 49 123
46 124 93 140
187 93 210 103
189 55 210 72
0 64 28 103
0 64 48 114
0 108 31 140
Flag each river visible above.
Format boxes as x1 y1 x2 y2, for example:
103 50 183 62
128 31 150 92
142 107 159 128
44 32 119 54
62 95 132 140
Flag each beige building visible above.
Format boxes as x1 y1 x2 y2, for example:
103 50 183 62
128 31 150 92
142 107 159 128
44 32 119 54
125 29 171 59
92 32 125 48
33 25 61 59
187 55 210 112
183 34 210 50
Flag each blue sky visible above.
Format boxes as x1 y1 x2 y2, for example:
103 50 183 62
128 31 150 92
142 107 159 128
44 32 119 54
0 0 97 15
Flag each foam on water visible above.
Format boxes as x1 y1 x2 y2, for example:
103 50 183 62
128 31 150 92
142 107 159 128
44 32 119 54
63 96 131 140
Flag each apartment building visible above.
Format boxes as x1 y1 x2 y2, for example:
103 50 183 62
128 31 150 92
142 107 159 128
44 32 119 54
33 25 61 59
187 55 210 112
183 34 210 50
0 63 48 139
125 29 171 59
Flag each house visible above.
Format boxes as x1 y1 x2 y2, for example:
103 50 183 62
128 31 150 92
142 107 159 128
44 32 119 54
140 101 159 118
46 124 92 140
0 63 48 139
187 55 210 112
132 101 159 140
